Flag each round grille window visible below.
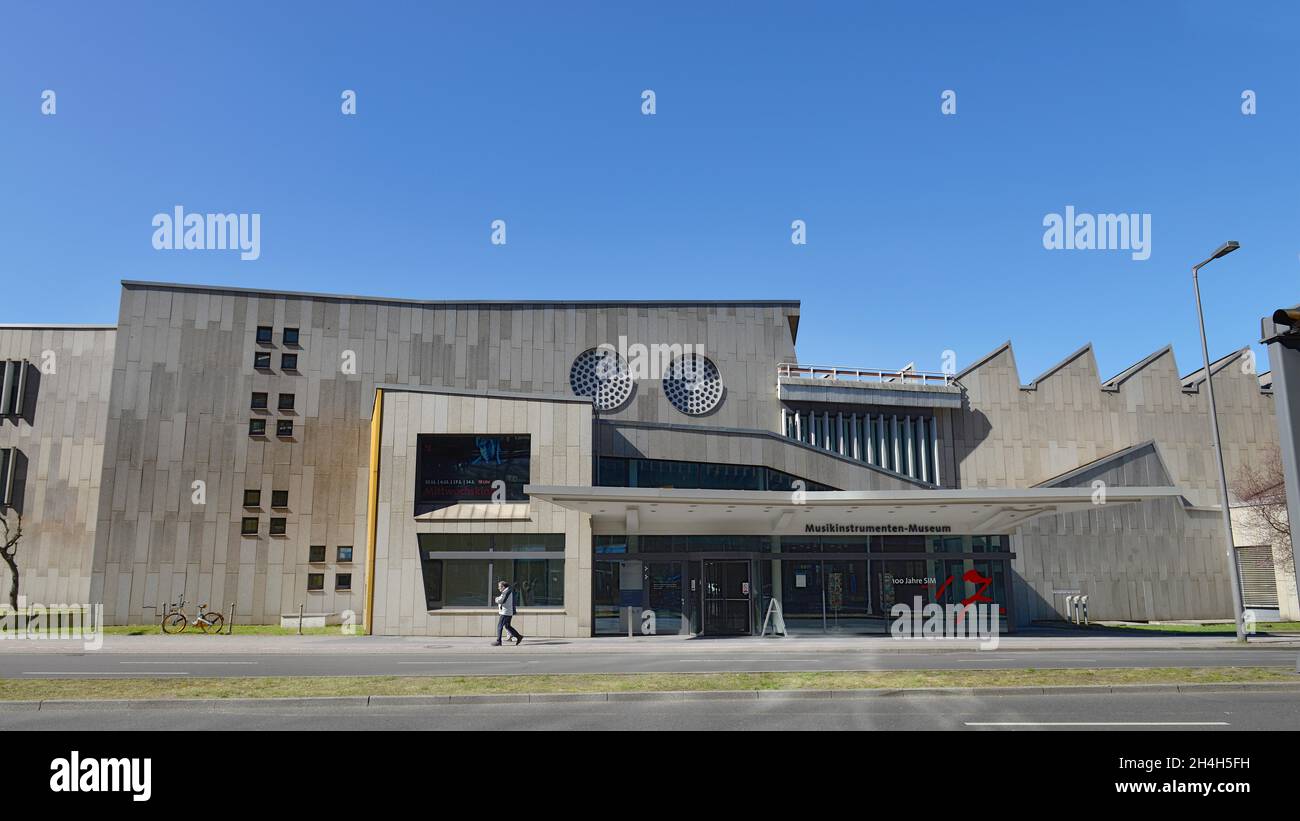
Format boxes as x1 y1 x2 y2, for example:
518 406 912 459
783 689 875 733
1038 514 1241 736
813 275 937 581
569 348 635 411
663 354 723 416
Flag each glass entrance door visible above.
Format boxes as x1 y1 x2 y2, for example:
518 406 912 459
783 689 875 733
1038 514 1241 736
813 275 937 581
779 559 824 634
824 560 872 632
702 560 751 635
645 561 685 635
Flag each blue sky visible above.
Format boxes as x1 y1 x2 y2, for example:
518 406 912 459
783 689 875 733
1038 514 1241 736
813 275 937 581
1 1 1296 379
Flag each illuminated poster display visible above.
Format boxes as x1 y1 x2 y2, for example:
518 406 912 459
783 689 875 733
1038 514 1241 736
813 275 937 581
414 434 531 508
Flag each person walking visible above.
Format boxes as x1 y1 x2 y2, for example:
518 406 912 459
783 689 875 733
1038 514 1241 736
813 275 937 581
492 580 523 646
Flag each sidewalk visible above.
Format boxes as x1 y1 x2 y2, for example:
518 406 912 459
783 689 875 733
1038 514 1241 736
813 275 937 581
2 629 1297 655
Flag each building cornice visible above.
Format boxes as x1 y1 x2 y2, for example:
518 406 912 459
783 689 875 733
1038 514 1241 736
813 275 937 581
121 280 800 310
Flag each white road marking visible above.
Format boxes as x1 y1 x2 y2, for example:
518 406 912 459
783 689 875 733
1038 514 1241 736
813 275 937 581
965 721 1229 727
119 661 258 665
672 657 827 663
25 671 190 676
397 661 539 665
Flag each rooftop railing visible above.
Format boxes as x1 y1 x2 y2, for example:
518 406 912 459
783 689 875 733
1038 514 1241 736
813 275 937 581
777 363 955 385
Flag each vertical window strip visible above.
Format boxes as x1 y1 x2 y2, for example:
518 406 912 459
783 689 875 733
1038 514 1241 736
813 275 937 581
0 447 14 506
919 417 930 483
931 416 942 486
0 361 15 416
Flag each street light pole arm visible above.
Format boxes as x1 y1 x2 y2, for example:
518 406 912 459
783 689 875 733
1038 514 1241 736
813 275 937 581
1190 244 1248 643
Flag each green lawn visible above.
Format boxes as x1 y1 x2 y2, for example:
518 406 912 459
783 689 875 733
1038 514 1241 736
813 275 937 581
100 624 359 636
0 666 1293 701
1 609 360 636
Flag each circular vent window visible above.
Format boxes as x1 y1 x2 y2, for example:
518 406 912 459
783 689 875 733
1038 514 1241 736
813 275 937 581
663 354 724 416
569 348 635 411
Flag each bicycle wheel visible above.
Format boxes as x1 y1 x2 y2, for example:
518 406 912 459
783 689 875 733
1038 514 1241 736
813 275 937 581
162 613 187 634
200 613 225 634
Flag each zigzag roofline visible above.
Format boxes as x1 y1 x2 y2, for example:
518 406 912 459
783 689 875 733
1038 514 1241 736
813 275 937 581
1179 347 1251 392
1102 345 1174 391
957 341 1267 395
1022 343 1094 391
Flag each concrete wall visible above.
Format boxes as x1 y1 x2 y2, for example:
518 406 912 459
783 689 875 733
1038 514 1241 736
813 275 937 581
0 326 115 606
90 282 793 624
372 388 592 636
951 343 1276 503
1011 442 1234 622
948 343 1278 624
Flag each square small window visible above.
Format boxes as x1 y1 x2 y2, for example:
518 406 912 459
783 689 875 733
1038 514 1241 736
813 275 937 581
276 419 294 437
271 490 289 508
337 546 353 563
307 573 324 592
269 517 287 536
243 489 261 507
249 419 266 437
254 351 271 370
256 326 273 344
283 327 300 346
278 393 295 411
336 573 352 592
309 545 326 563
240 517 259 536
281 353 298 371
251 392 268 410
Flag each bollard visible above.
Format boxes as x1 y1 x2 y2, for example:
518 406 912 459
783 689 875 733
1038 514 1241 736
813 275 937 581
1081 596 1089 626
226 602 235 635
627 606 633 638
298 602 304 635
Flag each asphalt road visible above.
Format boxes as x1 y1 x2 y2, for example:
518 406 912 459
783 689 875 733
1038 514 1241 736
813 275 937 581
3 690 1296 730
0 645 1295 678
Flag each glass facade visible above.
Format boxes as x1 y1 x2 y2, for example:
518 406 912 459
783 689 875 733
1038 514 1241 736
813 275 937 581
417 533 564 609
597 456 834 492
783 409 940 485
593 533 1012 636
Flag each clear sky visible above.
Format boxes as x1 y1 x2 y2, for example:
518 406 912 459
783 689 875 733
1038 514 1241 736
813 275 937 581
1 1 1296 380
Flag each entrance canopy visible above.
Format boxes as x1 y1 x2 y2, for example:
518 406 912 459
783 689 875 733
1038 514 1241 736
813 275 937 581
525 485 1186 535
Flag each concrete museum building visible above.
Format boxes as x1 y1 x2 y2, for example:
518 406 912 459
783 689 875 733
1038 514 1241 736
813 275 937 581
0 280 1292 637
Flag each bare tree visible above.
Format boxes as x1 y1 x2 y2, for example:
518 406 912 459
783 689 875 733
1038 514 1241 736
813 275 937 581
1233 447 1293 574
0 510 20 610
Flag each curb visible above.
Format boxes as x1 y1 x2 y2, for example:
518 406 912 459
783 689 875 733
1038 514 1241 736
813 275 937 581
5 679 1299 710
446 694 530 704
367 695 450 706
607 689 756 702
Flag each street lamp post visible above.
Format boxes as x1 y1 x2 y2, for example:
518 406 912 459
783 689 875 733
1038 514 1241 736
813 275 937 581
1191 240 1248 642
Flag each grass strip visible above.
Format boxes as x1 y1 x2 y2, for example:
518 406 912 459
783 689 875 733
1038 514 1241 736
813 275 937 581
0 666 1293 701
99 625 352 636
1103 622 1300 634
